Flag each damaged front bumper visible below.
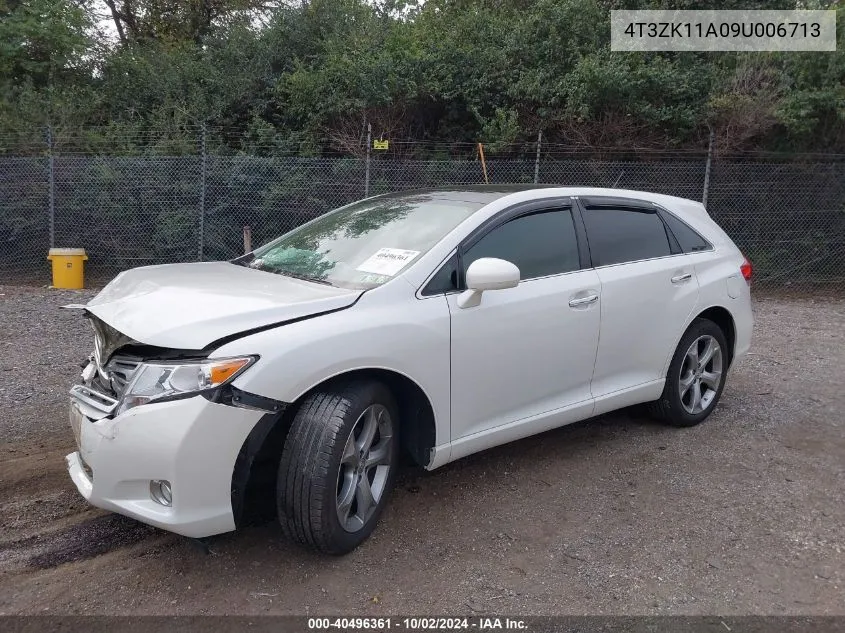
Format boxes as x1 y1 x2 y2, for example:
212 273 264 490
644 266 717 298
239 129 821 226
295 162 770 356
66 386 266 538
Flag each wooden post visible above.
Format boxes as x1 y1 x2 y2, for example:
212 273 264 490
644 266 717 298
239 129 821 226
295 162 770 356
477 142 489 184
243 225 252 254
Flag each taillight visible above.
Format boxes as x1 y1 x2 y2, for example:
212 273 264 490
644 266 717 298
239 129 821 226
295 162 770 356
740 256 753 283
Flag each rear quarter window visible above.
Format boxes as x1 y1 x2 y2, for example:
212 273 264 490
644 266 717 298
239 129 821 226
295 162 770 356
661 211 712 253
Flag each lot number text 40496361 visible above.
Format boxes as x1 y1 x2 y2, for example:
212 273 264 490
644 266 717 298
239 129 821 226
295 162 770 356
307 617 528 630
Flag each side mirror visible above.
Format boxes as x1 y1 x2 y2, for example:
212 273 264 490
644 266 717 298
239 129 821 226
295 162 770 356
457 257 520 308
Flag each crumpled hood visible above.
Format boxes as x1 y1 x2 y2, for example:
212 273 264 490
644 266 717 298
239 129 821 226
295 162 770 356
85 262 362 350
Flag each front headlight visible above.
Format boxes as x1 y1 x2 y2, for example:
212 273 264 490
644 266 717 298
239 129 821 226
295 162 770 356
116 356 256 415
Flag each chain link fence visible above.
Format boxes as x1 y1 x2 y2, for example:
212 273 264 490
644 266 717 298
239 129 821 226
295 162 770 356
1 136 844 288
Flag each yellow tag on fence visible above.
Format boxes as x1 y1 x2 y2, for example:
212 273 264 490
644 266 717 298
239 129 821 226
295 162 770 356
373 140 389 150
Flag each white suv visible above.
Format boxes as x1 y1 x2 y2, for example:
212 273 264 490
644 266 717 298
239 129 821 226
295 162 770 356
66 186 753 554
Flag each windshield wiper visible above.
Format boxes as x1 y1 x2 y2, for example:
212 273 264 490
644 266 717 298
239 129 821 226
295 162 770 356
231 256 335 286
278 270 335 286
230 253 255 267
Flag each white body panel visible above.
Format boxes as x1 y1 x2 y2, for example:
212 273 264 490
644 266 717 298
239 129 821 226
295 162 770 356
590 255 699 398
690 250 754 362
447 269 601 439
216 281 453 453
66 186 754 538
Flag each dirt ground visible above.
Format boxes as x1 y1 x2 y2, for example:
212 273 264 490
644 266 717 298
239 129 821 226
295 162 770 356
0 284 843 616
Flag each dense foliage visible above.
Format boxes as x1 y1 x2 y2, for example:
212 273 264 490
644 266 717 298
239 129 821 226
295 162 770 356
1 0 843 155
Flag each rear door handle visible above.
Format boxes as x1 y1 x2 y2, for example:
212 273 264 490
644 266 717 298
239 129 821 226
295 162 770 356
569 293 599 308
671 272 693 284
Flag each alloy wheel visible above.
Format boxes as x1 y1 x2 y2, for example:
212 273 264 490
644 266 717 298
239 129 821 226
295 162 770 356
678 334 723 415
336 404 393 532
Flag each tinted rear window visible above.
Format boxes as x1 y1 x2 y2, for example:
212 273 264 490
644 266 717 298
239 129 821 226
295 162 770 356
583 207 672 266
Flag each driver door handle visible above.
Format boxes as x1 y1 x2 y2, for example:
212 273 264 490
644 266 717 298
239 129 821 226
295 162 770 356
569 293 599 308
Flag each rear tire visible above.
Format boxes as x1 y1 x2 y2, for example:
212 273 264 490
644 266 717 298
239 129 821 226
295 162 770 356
648 318 729 427
277 380 399 554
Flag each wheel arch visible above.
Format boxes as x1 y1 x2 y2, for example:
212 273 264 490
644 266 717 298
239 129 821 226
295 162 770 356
695 305 737 367
650 304 736 426
661 305 738 382
299 367 439 468
230 367 438 527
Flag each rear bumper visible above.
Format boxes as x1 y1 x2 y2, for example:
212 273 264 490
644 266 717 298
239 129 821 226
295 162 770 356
66 394 264 538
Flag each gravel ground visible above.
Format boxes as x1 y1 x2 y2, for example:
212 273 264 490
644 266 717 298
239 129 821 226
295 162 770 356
0 284 843 615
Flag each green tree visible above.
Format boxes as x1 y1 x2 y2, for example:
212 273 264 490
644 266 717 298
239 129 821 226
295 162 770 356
0 0 96 136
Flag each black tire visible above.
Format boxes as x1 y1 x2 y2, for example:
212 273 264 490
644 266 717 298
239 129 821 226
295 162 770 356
277 380 399 554
648 318 729 427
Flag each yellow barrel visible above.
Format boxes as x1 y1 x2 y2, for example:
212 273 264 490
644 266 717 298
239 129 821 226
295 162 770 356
47 248 88 289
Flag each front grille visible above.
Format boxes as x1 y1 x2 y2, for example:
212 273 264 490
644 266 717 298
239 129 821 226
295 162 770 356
107 355 141 395
90 354 141 399
69 384 118 415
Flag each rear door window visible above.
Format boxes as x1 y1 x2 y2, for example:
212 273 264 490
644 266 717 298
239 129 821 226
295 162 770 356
582 207 672 266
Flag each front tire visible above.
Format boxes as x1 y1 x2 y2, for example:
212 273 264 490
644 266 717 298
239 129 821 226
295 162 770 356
648 318 729 427
277 380 399 554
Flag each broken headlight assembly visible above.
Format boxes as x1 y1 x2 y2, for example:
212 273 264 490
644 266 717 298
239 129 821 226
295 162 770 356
116 356 257 415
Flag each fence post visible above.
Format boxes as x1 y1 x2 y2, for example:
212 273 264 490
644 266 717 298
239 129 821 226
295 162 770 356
365 122 371 197
702 128 714 207
46 125 55 249
534 130 542 184
198 124 207 261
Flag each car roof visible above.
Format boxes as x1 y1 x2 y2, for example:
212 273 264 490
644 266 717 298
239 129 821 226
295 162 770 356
372 185 704 213
370 185 551 207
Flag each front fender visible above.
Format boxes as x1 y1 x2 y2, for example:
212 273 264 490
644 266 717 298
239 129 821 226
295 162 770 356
213 294 452 447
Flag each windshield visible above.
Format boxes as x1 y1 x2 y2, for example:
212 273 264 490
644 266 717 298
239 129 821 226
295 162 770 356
245 193 484 289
